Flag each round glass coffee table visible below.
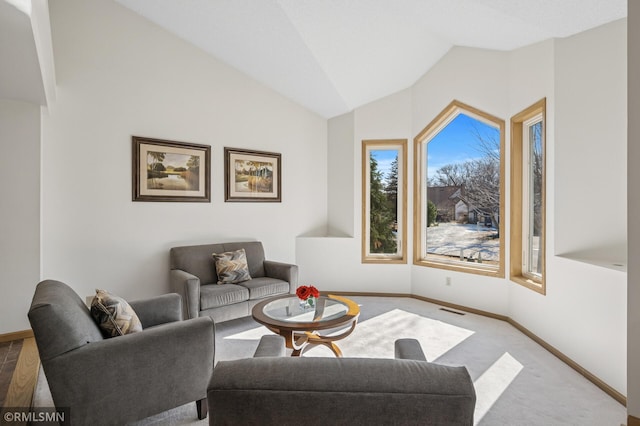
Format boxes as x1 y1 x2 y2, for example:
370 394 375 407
252 294 360 357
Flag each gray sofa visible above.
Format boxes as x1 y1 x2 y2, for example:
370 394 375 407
208 336 476 426
170 241 298 322
28 280 215 425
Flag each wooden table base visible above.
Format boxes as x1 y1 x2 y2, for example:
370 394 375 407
269 320 358 357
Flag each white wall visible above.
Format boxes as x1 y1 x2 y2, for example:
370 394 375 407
0 100 41 334
509 20 627 396
40 0 327 304
555 20 627 263
327 111 354 237
627 1 640 419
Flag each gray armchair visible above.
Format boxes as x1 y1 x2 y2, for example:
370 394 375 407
28 280 215 426
170 241 298 322
207 337 476 425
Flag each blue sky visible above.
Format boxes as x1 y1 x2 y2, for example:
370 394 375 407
427 113 499 179
370 113 499 183
371 149 397 183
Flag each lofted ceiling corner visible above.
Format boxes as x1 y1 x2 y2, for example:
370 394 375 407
0 0 45 104
0 0 56 106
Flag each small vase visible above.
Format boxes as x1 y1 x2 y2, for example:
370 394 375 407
299 297 315 310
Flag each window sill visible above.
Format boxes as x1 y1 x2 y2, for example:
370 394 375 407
510 275 545 295
362 256 407 265
414 258 504 278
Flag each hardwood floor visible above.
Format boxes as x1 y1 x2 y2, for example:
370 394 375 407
0 339 23 407
0 338 40 409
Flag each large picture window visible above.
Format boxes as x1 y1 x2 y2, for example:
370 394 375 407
510 99 546 294
362 139 407 263
414 101 505 276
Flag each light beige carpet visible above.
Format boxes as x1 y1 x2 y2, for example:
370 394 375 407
34 296 626 425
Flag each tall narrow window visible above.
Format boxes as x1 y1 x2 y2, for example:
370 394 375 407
414 101 505 277
362 139 407 263
510 99 546 294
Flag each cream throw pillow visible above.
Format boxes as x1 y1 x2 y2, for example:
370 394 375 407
213 248 252 284
90 289 143 338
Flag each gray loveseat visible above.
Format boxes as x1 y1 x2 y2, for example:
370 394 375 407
28 280 215 425
207 336 476 425
170 241 298 322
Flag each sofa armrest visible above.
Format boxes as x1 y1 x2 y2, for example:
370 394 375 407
129 293 182 328
394 338 427 361
44 316 215 425
253 335 286 357
170 269 201 319
263 260 298 293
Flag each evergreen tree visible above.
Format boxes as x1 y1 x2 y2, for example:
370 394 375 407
384 156 398 222
427 200 438 227
370 154 397 253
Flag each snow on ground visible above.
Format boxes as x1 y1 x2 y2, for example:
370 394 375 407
426 222 500 262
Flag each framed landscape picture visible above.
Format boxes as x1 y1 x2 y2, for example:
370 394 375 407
132 136 211 202
224 147 281 202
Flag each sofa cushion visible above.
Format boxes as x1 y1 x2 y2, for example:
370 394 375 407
200 284 249 310
240 277 290 300
90 289 143 338
170 242 267 285
213 248 252 284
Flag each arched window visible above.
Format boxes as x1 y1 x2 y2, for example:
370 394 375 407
414 101 505 277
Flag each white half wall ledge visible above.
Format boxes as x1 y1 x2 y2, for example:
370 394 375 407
555 245 628 273
297 233 354 239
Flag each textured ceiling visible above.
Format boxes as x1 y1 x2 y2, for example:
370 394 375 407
115 0 627 118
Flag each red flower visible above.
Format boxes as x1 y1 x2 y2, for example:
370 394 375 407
296 285 311 300
296 285 319 300
309 286 320 298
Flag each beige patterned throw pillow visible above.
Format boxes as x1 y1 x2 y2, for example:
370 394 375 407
90 289 143 338
213 248 252 284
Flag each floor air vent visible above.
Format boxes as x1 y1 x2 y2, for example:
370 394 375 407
439 307 465 315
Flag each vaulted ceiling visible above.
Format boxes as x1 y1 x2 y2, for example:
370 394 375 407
115 0 626 118
0 1 627 116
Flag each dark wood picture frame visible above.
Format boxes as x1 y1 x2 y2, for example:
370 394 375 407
224 147 281 202
132 136 211 202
